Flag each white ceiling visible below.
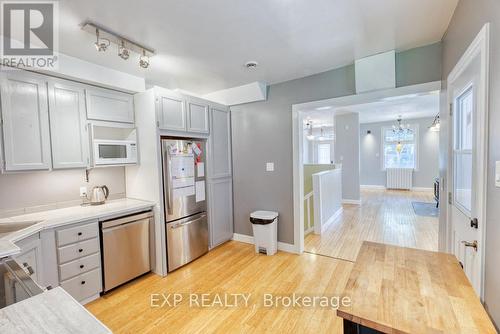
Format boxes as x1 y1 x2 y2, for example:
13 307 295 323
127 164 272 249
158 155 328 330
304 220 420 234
303 110 335 128
340 92 440 124
58 0 458 94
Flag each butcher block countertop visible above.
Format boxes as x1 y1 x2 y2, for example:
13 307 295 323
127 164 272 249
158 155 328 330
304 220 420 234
337 241 497 334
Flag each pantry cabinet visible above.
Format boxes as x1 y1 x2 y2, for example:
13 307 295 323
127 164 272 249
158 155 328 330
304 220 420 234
208 178 233 247
86 87 134 123
208 106 232 178
207 104 233 248
0 71 51 171
48 81 90 169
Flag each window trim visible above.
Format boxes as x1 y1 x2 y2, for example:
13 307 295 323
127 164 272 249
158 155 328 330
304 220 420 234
380 124 419 171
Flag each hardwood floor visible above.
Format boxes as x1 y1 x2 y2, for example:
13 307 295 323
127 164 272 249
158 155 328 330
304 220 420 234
305 189 439 262
86 241 353 333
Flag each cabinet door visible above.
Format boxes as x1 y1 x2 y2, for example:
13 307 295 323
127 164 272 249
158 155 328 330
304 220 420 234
0 72 51 171
209 107 232 178
208 178 233 247
186 99 209 134
86 87 134 123
158 94 186 131
48 81 89 169
14 236 43 285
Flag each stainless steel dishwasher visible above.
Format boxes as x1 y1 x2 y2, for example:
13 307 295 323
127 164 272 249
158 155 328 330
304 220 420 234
100 211 153 292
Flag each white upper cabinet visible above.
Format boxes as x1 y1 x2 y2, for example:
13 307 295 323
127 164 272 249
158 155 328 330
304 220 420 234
0 71 51 171
48 81 89 169
86 87 134 123
157 93 186 131
209 106 232 178
186 98 209 134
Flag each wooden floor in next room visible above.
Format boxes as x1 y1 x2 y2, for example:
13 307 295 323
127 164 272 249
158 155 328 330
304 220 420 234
305 189 439 262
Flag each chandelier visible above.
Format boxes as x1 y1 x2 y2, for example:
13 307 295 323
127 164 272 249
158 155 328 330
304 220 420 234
392 115 413 153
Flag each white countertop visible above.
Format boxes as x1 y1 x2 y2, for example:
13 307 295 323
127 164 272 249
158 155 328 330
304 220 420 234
0 198 155 258
0 287 111 334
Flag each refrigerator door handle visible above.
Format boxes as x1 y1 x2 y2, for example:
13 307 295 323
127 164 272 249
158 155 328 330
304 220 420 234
166 150 174 216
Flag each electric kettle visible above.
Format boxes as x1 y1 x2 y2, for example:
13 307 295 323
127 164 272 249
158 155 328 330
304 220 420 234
89 185 109 205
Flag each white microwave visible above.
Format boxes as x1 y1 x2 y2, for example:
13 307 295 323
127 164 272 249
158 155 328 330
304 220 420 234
93 139 137 165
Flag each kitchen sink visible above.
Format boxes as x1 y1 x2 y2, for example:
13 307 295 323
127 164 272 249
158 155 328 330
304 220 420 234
0 221 41 236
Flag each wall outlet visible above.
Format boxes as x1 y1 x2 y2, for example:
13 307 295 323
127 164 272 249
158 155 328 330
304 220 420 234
79 186 87 197
266 162 275 172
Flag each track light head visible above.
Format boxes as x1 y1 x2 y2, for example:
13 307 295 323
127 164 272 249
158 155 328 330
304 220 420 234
118 40 130 60
94 29 110 52
139 49 150 68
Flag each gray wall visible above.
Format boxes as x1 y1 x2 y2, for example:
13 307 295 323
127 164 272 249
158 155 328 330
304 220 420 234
0 167 126 216
231 43 442 244
335 113 360 201
360 117 439 188
441 0 500 327
396 42 442 87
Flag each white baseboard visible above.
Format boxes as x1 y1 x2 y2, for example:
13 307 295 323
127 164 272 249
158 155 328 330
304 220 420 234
360 185 386 190
304 226 314 235
232 233 298 254
342 199 362 205
316 207 342 234
412 187 433 192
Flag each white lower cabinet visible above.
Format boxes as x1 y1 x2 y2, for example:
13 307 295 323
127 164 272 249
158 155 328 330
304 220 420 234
60 268 102 302
55 220 102 304
13 234 43 285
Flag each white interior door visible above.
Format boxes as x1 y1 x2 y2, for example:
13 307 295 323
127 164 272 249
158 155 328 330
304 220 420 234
447 25 489 298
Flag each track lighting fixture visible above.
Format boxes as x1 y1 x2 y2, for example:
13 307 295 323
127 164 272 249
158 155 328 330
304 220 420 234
139 49 150 69
118 40 130 60
94 29 110 52
83 22 155 69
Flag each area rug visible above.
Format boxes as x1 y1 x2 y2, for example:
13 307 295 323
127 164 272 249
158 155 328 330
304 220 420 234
412 202 439 217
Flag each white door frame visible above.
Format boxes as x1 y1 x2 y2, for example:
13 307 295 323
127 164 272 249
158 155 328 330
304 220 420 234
291 81 442 254
446 23 490 300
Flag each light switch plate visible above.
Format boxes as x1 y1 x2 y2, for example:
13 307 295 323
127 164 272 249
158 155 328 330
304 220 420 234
496 161 500 187
79 186 87 197
266 162 275 172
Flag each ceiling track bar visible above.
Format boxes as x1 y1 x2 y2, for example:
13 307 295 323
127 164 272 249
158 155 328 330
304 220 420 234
81 21 155 57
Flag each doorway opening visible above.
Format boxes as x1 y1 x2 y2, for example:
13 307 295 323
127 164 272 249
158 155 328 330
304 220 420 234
292 81 442 263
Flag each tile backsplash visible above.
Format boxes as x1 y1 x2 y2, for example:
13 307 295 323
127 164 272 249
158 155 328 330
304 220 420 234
0 167 126 218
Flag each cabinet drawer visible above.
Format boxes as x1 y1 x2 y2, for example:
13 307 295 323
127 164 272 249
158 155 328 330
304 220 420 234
59 253 100 281
60 268 101 302
56 221 98 247
58 238 99 264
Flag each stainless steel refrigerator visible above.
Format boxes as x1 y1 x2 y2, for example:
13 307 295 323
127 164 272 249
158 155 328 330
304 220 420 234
161 137 208 272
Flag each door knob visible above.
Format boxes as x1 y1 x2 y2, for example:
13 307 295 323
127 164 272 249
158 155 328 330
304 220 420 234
462 240 478 251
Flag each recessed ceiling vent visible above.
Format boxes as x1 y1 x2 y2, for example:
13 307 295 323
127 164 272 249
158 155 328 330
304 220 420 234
245 61 258 69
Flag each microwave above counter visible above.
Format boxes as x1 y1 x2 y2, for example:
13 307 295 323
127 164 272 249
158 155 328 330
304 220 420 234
93 139 138 166
90 123 139 167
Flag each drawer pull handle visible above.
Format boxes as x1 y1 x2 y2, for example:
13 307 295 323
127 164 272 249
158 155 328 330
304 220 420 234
78 248 83 253
78 232 82 236
80 265 84 269
81 280 86 285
